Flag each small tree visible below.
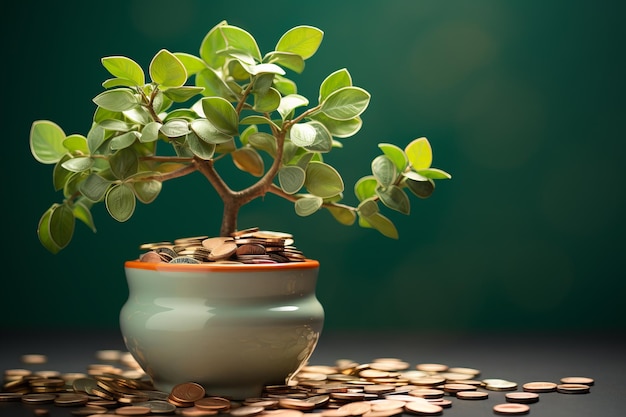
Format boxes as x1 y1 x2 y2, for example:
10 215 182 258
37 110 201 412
30 21 451 254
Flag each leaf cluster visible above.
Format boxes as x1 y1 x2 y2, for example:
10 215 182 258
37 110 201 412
29 21 451 253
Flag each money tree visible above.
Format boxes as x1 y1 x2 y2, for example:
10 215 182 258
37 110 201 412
30 21 451 254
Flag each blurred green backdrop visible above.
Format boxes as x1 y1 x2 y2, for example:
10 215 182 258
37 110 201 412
4 0 625 332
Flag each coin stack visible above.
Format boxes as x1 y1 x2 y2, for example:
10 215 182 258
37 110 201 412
138 228 306 265
1 353 594 416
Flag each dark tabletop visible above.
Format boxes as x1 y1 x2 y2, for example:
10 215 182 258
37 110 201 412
1 328 624 417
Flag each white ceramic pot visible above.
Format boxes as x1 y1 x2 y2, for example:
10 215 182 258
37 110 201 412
120 259 324 399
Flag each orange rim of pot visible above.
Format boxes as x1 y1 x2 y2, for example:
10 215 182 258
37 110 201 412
125 259 320 272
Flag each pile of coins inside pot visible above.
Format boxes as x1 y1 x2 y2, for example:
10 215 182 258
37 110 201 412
138 228 306 265
1 352 594 416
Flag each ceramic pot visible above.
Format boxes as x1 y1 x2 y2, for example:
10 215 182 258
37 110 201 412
119 259 324 399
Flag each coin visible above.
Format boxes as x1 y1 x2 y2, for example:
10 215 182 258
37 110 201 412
369 399 406 411
483 379 517 391
54 393 89 406
170 382 206 404
556 383 590 394
230 405 266 416
505 392 539 404
115 405 152 415
403 401 443 415
442 383 476 393
21 393 56 404
560 376 594 386
493 403 530 415
363 408 404 417
338 401 372 415
0 392 23 401
195 396 231 411
21 354 48 364
415 364 448 373
456 391 488 400
408 389 444 399
522 381 557 393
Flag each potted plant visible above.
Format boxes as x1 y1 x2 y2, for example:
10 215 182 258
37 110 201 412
29 21 450 398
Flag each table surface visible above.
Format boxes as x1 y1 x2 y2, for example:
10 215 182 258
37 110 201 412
1 328 624 417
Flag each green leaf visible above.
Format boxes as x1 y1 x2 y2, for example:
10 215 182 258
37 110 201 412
109 148 138 180
219 25 262 62
72 200 96 232
30 120 66 164
253 87 281 112
140 122 162 143
239 124 257 146
62 134 89 155
49 203 75 248
201 97 239 136
371 155 397 188
231 147 264 177
416 168 452 180
405 178 435 199
101 56 145 86
163 86 205 102
248 132 277 156
242 62 286 76
123 107 152 125
295 196 323 216
405 137 433 170
279 165 306 194
105 183 136 222
319 68 352 102
186 131 216 159
354 176 378 201
290 123 316 147
362 212 399 239
278 94 309 120
305 161 344 198
302 121 333 153
132 179 162 204
309 113 362 138
379 143 408 172
327 205 357 226
79 173 112 202
61 157 94 173
252 73 275 95
98 119 131 132
276 26 324 60
199 20 228 68
196 68 235 99
38 204 75 253
149 49 187 88
376 185 410 215
320 86 370 121
93 89 138 111
110 131 140 150
190 119 232 144
240 115 280 131
160 119 191 138
174 52 207 75
265 51 305 73
102 78 138 89
357 198 379 217
273 75 297 96
53 156 73 191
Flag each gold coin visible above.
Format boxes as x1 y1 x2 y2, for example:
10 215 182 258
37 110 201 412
493 403 530 415
403 401 443 415
560 376 594 386
505 392 539 404
456 391 488 400
556 383 590 394
483 379 517 391
415 364 448 373
522 381 557 393
21 354 48 364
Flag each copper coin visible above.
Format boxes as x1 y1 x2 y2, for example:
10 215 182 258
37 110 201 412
230 406 265 417
21 393 56 404
195 396 231 411
408 389 444 399
505 392 539 404
456 391 488 400
556 383 590 394
370 399 407 411
425 399 451 408
363 409 404 417
442 383 477 393
403 402 443 415
115 405 152 415
560 376 594 386
411 376 446 387
170 382 206 403
493 403 530 415
0 392 23 402
522 381 557 393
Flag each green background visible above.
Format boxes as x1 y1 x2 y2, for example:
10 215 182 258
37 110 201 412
4 0 625 332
